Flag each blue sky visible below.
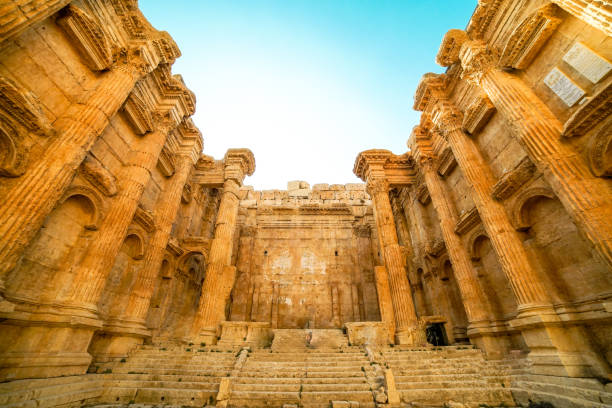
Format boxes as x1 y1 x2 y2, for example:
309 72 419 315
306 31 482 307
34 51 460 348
140 1 477 189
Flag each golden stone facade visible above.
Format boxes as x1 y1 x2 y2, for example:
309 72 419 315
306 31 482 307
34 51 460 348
0 1 611 407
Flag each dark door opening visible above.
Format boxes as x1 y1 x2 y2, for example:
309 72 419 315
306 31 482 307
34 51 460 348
426 323 448 346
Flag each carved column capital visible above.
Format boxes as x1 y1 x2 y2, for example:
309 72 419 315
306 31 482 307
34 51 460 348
459 40 496 85
366 177 389 196
223 148 255 184
113 46 155 80
431 102 463 139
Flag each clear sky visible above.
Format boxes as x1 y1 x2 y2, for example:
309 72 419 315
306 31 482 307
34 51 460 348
140 1 477 189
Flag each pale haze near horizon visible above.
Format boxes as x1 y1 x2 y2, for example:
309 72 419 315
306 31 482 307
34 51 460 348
140 1 477 189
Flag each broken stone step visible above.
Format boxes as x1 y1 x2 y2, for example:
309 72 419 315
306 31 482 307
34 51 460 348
511 387 611 408
0 376 105 407
513 374 608 392
513 379 608 403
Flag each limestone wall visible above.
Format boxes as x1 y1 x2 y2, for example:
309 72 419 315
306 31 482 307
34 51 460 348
229 181 382 328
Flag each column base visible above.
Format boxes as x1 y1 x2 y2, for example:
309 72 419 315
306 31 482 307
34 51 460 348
193 327 218 346
467 320 514 360
0 306 101 381
88 318 151 363
512 306 610 378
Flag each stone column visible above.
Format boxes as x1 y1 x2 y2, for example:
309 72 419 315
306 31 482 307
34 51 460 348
551 0 612 36
66 114 178 314
368 178 423 345
458 39 612 270
123 153 196 325
192 149 255 343
410 126 506 354
0 48 155 294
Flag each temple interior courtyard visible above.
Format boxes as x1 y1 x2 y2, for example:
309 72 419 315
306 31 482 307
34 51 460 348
0 0 611 407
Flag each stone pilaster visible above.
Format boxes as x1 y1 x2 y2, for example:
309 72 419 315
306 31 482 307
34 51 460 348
0 47 156 298
458 38 612 271
192 149 255 343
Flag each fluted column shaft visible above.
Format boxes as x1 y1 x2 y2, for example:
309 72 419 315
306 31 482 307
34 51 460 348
552 0 612 36
368 180 419 334
462 42 612 269
433 105 550 309
419 160 491 323
67 121 176 311
0 55 151 289
123 154 194 323
193 178 241 336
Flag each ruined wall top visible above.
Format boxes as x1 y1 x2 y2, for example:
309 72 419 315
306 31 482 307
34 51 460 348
237 180 372 209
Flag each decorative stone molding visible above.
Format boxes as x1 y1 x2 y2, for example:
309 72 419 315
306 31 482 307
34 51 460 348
0 75 54 137
510 187 556 231
157 145 176 177
455 207 481 235
587 119 612 177
0 118 27 177
436 147 457 177
563 79 611 138
491 157 536 201
499 4 561 70
134 206 155 233
431 102 463 138
181 183 192 204
466 228 488 262
467 0 503 39
224 148 256 182
123 90 153 135
462 94 496 135
79 154 117 197
56 5 115 71
166 237 184 258
426 238 446 258
413 73 446 111
415 183 431 205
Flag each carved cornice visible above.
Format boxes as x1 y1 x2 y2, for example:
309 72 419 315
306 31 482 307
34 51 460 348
157 145 176 177
454 207 481 235
257 204 353 216
413 73 446 112
563 79 612 138
436 29 469 67
0 76 53 137
467 0 504 39
436 147 457 177
353 149 393 180
79 154 117 197
354 225 371 237
166 236 184 257
491 157 536 201
123 87 153 135
224 148 256 182
462 93 496 135
499 4 561 70
56 5 115 71
416 183 431 205
134 206 155 233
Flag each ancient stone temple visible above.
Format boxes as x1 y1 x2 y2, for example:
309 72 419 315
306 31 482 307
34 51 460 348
0 1 611 407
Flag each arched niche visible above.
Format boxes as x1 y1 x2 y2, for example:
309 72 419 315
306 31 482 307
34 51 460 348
147 256 175 331
469 231 518 320
101 229 147 319
514 188 612 302
5 190 100 303
440 258 469 334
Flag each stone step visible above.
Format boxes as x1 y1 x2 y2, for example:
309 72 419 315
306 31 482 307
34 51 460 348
228 390 300 401
232 383 301 392
108 373 224 383
0 375 105 407
513 374 609 392
392 367 509 376
104 379 220 391
106 386 217 406
239 370 306 378
395 380 492 390
512 387 612 408
107 366 231 376
305 371 366 378
301 383 371 392
300 390 374 403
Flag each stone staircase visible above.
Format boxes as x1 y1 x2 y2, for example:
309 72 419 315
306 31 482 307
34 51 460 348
91 344 239 406
379 345 516 407
230 347 375 407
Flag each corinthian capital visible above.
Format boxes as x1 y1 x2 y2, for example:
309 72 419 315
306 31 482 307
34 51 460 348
114 45 156 79
431 102 463 139
408 126 435 169
458 40 496 85
223 148 256 183
366 177 389 196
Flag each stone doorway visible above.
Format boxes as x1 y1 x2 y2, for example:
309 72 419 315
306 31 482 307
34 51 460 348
426 322 448 346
